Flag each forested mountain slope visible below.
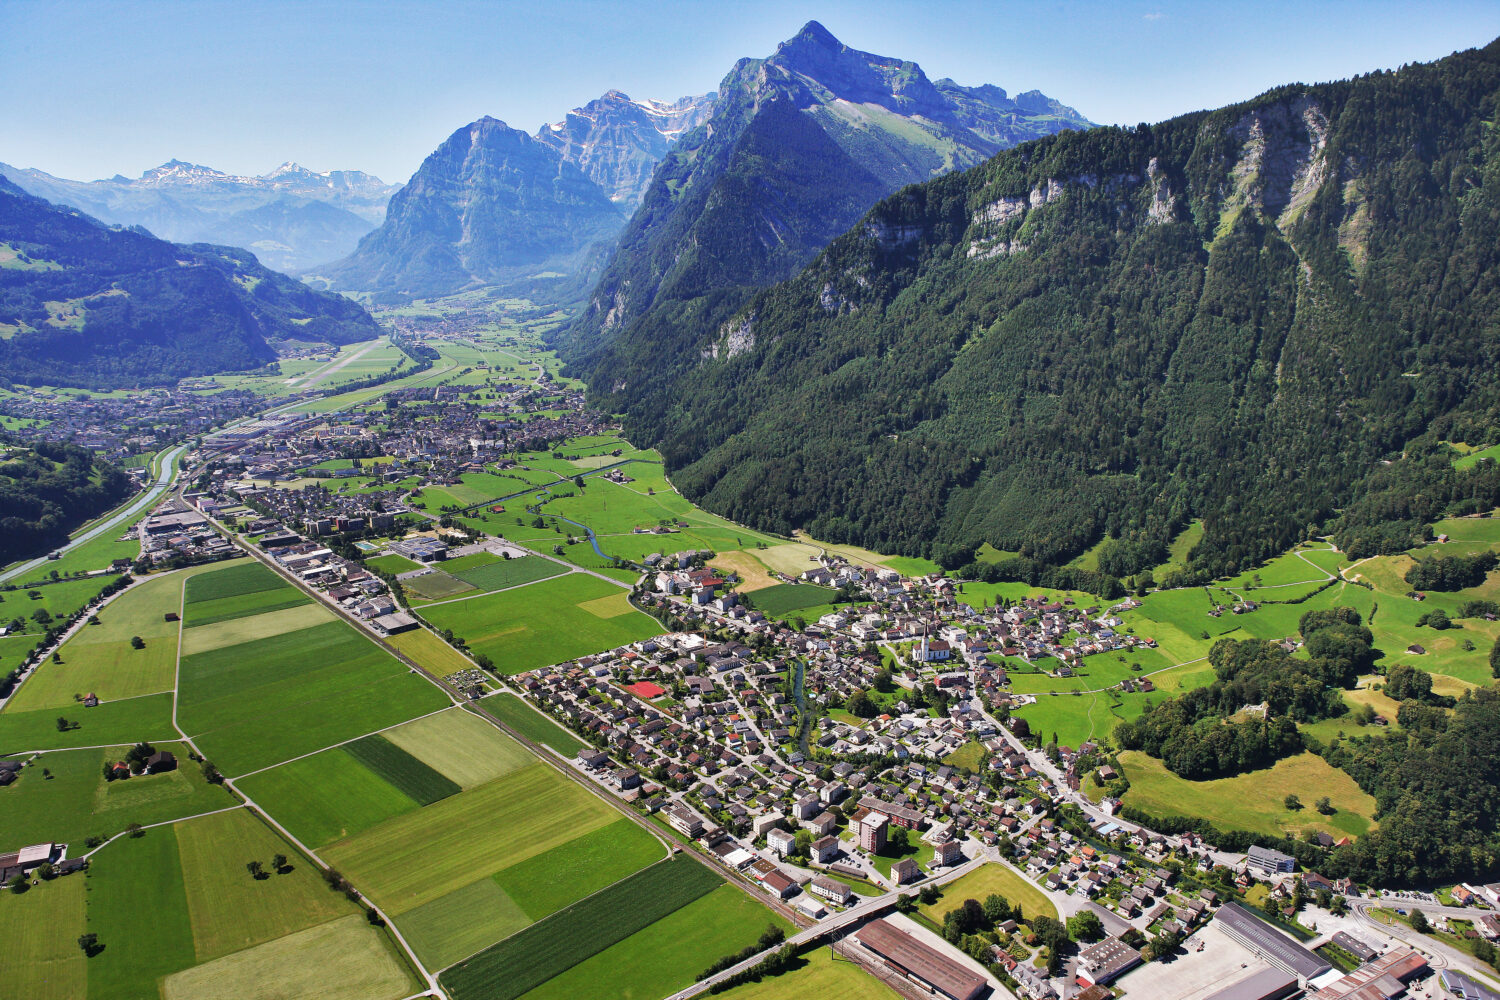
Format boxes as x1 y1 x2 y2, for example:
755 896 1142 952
0 442 133 563
0 177 382 388
586 39 1500 582
559 20 1092 367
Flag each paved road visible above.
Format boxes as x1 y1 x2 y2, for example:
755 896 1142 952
0 441 189 586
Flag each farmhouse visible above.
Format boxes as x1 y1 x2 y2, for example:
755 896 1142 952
854 918 986 1000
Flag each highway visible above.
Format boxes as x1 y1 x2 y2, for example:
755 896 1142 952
0 441 189 586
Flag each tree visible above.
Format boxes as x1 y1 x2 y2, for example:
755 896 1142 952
982 893 1011 924
130 635 145 649
1411 910 1430 933
6 873 26 893
1492 637 1500 679
846 690 877 718
1284 794 1302 811
32 608 51 625
272 853 289 873
1330 895 1349 916
918 884 941 905
1315 796 1335 815
1068 909 1105 942
78 933 99 956
125 822 143 838
35 861 54 880
246 860 265 879
56 716 71 732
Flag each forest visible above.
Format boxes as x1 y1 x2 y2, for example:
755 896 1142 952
565 40 1500 582
0 442 133 563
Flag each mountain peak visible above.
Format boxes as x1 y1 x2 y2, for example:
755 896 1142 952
791 20 840 49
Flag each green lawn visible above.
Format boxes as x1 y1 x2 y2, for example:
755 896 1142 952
510 883 789 1000
441 856 726 1000
366 553 420 575
486 693 586 755
423 574 659 674
917 862 1057 924
942 740 988 773
322 763 620 915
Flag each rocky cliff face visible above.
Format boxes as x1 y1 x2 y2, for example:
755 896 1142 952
319 118 627 302
534 90 715 206
0 160 398 273
559 20 1094 366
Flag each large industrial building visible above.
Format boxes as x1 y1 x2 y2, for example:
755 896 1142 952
853 918 988 1000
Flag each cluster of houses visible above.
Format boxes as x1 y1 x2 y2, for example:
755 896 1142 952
138 500 236 566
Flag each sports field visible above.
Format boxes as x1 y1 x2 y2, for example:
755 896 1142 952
322 762 621 914
423 573 660 673
1120 750 1379 839
7 571 184 710
449 555 567 592
404 570 476 601
917 862 1056 924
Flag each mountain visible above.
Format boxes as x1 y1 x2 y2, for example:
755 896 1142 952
558 20 1093 366
318 117 630 304
0 160 399 273
535 90 716 206
0 176 382 388
584 39 1500 583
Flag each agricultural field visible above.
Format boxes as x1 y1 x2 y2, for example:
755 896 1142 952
917 862 1057 924
440 856 727 1000
322 762 621 914
511 883 791 1000
236 742 425 847
0 740 230 846
0 866 87 1000
6 571 184 710
422 573 659 674
385 626 480 678
486 692 587 755
751 582 839 616
492 817 664 919
1119 750 1379 839
382 708 534 788
174 561 451 775
0 690 177 753
344 733 461 805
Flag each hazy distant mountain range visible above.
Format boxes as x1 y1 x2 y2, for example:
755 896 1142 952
0 175 380 388
0 159 399 273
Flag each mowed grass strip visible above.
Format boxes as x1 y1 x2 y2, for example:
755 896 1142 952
174 808 353 962
0 873 87 1000
322 763 618 914
160 912 416 1000
184 561 287 604
494 817 664 920
398 878 531 971
384 709 534 788
441 856 722 1000
487 693 586 755
344 733 460 805
179 602 332 656
235 747 420 848
450 556 566 593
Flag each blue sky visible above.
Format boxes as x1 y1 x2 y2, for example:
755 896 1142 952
5 0 1498 184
